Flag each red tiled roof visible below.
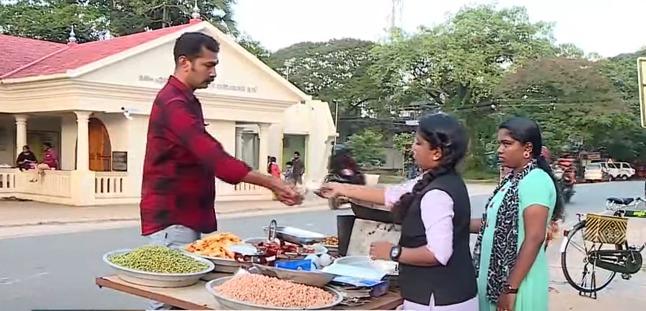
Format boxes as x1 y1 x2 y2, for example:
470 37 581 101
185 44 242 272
0 34 66 76
1 23 195 79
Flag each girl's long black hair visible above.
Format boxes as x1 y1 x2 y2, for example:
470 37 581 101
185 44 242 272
392 113 469 222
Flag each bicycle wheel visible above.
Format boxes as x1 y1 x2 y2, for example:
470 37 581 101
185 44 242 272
560 221 618 293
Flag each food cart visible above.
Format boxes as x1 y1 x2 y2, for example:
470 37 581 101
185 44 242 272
96 215 404 310
95 273 402 310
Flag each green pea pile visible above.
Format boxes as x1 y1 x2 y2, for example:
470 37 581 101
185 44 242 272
109 245 210 274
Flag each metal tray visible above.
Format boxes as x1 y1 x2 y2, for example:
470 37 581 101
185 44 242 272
205 276 344 310
263 226 326 245
103 249 214 288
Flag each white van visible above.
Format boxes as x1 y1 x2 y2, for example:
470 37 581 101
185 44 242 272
600 162 636 181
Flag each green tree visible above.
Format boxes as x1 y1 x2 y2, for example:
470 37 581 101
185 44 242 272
101 0 239 37
236 33 271 62
556 43 585 59
0 0 107 43
369 5 556 169
346 129 386 168
393 132 414 156
595 49 646 162
0 0 239 43
393 132 414 175
599 48 646 114
1 0 270 65
267 39 382 138
495 57 627 153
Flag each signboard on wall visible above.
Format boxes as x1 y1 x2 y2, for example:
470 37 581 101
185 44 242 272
638 57 646 128
138 74 258 94
111 151 128 172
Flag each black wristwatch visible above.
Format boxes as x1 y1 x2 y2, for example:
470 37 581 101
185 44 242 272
389 245 402 262
502 282 518 294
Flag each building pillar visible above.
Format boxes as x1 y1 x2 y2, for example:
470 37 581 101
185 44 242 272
258 123 270 173
15 114 28 157
70 111 94 205
74 111 92 171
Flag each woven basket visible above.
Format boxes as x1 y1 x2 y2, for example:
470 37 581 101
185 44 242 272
583 214 627 244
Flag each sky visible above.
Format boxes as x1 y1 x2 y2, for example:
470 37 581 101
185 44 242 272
234 0 646 57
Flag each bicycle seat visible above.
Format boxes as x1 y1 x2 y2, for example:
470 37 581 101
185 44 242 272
606 197 635 205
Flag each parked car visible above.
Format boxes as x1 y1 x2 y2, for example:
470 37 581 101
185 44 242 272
584 163 608 182
599 162 636 180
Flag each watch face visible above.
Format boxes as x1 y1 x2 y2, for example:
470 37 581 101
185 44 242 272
390 246 399 258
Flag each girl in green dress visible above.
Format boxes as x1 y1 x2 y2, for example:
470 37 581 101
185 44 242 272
471 117 564 311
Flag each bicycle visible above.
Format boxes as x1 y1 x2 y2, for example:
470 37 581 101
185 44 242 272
560 196 646 299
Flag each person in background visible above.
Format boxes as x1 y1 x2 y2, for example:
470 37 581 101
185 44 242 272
291 151 305 185
16 145 37 171
471 117 562 311
267 156 282 179
268 156 283 201
320 113 478 310
30 142 58 182
41 142 58 169
283 161 294 185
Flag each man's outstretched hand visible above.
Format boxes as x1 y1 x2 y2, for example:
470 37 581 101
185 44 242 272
270 178 303 205
241 171 303 205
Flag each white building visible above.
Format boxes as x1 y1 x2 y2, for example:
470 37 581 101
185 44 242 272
0 19 336 206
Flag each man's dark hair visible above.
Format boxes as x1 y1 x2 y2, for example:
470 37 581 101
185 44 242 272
43 142 52 148
173 32 220 63
294 151 300 156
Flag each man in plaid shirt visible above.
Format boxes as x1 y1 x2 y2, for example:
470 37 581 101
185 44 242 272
140 32 301 254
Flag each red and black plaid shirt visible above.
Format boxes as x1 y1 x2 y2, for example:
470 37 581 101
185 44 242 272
140 76 251 236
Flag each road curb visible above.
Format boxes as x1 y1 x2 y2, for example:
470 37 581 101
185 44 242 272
0 200 329 228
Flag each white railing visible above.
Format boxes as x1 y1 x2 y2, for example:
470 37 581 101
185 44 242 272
0 168 18 193
2 169 272 204
234 182 264 192
17 169 72 198
215 178 271 199
231 181 271 200
95 172 129 198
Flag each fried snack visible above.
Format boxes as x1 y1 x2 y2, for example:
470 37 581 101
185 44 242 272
323 236 338 247
185 232 242 259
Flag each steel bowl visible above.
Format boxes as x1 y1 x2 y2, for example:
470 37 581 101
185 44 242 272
103 249 214 288
262 226 327 245
198 255 243 273
205 276 344 310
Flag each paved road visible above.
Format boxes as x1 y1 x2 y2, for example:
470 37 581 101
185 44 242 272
0 181 643 310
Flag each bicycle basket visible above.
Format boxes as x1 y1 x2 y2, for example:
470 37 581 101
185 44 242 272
583 213 628 244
